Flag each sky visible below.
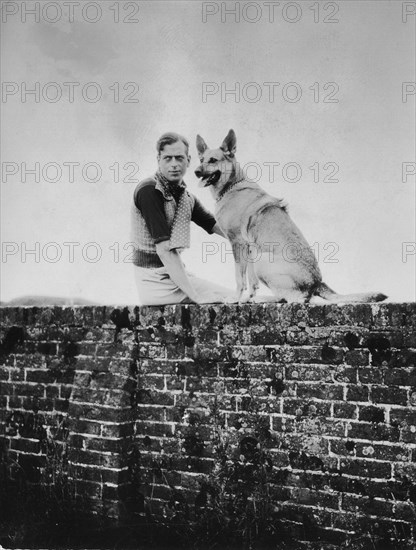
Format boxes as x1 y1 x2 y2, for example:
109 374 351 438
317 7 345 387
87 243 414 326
1 0 415 304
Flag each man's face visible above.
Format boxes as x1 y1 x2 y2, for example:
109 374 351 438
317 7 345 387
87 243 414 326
157 141 190 184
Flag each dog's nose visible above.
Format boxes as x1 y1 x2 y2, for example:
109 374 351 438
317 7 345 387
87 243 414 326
194 167 203 177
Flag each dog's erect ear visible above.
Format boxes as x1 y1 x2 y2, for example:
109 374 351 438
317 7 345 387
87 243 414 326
220 129 237 158
196 135 208 159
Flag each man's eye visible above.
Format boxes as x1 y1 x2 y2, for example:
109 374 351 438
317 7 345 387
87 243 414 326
208 158 217 163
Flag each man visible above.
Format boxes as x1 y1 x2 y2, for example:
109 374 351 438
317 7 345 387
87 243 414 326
131 132 235 305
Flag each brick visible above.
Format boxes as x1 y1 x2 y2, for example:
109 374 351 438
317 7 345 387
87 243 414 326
136 421 175 438
101 423 134 438
25 370 56 384
284 399 331 418
371 385 408 406
7 395 22 408
297 383 343 401
72 464 129 485
72 387 131 407
388 350 416 368
358 405 385 423
75 357 101 371
54 398 70 412
84 437 125 453
344 349 370 367
331 511 380 532
394 462 416 482
339 458 391 479
0 354 16 367
400 426 416 444
403 330 416 347
333 403 356 419
0 367 9 381
394 501 416 522
68 449 123 469
68 403 134 423
384 367 416 386
346 385 369 402
282 433 329 456
290 487 339 510
346 421 400 442
359 479 410 500
300 418 345 438
332 366 357 383
14 383 46 398
390 408 416 427
353 442 411 462
358 367 385 384
10 437 41 453
9 368 25 381
285 364 333 382
67 418 102 436
136 343 166 360
45 385 59 399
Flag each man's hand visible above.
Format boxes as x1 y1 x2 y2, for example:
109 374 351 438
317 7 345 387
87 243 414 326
155 240 201 303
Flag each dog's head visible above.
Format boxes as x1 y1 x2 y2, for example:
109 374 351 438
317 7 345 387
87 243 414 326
194 129 239 192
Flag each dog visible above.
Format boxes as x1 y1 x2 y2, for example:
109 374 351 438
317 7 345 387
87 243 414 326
194 129 387 303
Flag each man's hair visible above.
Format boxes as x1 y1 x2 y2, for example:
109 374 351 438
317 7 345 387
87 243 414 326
157 132 189 156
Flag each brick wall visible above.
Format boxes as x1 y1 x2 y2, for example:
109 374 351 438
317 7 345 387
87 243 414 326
0 303 415 549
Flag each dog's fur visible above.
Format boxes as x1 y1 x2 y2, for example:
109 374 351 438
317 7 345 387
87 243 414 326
195 129 387 303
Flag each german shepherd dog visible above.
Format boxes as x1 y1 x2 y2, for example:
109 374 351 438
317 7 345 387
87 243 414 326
195 129 387 303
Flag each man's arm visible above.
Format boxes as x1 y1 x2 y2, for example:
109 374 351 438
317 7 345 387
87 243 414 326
155 241 201 303
136 184 202 303
191 197 227 239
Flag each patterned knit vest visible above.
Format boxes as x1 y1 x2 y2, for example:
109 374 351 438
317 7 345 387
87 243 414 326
131 174 195 268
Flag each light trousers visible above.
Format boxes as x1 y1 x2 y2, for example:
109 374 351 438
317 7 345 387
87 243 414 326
134 265 236 306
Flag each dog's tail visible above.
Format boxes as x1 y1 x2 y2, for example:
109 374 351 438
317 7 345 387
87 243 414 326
314 282 387 303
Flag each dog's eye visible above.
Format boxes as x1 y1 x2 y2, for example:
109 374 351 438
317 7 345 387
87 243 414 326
208 158 217 163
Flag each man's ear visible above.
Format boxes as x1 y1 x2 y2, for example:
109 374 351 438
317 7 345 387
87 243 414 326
187 154 191 166
220 129 237 158
196 135 208 159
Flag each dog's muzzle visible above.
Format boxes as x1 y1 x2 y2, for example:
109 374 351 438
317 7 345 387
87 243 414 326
194 167 221 187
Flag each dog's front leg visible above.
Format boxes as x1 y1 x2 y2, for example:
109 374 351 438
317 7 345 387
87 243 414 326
233 243 248 302
247 261 260 301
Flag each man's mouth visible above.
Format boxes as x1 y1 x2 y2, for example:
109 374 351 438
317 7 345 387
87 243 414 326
200 170 221 186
